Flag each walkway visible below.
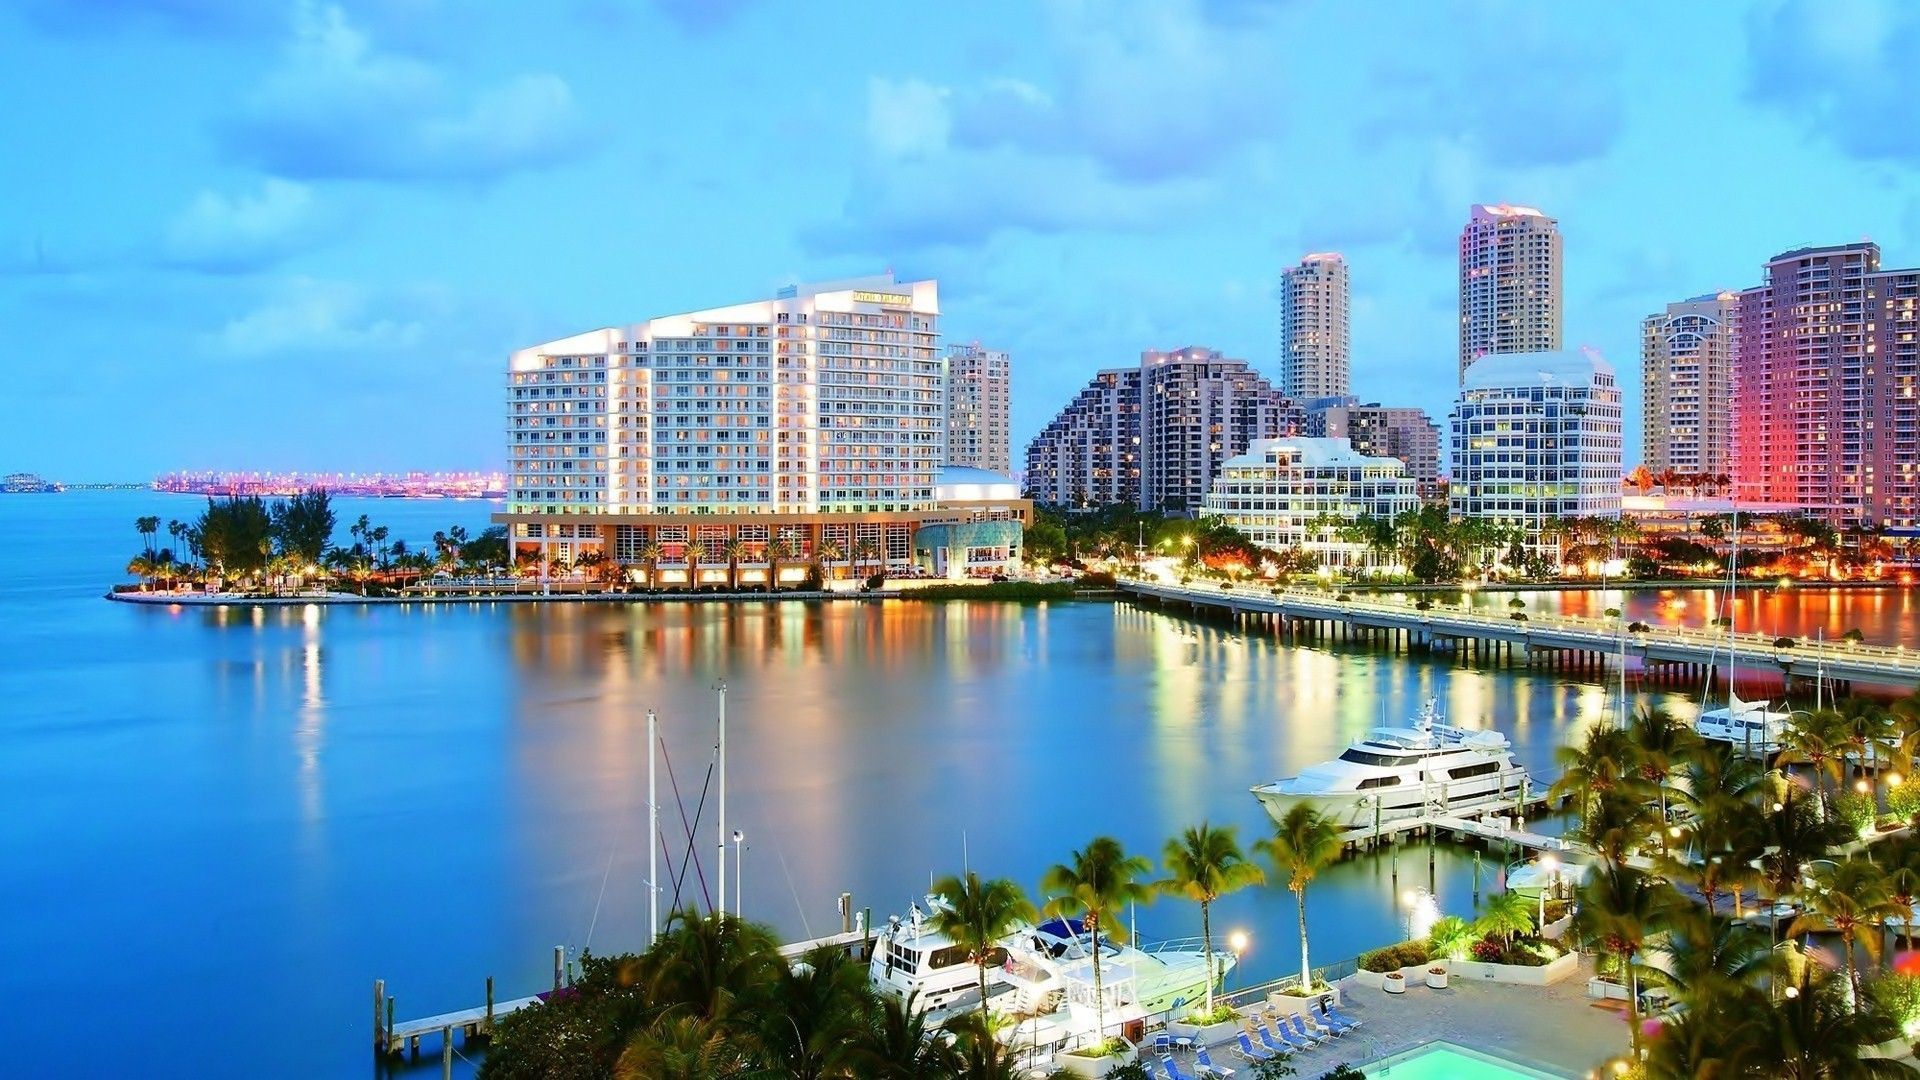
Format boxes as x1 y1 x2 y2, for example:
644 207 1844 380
1123 580 1920 689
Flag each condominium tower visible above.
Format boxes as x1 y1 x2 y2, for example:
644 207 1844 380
500 275 1030 581
1451 351 1623 555
1279 252 1350 400
1458 204 1563 380
1023 368 1141 507
943 342 1011 474
1641 293 1736 479
1305 398 1443 498
1733 243 1920 527
1025 348 1300 512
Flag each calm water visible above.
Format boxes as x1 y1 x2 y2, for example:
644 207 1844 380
3 492 1916 1078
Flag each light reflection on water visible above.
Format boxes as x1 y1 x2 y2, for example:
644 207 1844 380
4 493 1918 1077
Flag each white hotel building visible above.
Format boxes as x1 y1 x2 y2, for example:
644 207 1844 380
498 275 1028 583
1200 437 1420 573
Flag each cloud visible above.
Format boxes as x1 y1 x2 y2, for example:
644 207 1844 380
947 0 1288 182
222 2 589 181
1356 8 1624 170
210 276 430 356
1746 0 1920 161
867 78 951 160
162 179 326 272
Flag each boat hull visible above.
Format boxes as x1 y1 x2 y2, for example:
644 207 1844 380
1251 768 1530 830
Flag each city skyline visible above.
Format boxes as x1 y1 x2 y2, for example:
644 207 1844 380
5 1 1920 480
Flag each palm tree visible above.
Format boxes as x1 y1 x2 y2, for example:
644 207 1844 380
752 945 876 1080
1756 789 1850 945
1549 723 1641 836
684 540 709 586
817 538 845 580
1476 889 1533 946
863 990 957 1078
723 538 749 592
1669 741 1768 916
1838 698 1894 801
1740 965 1909 1078
767 537 797 594
125 553 157 590
166 519 187 559
1572 863 1671 1057
1158 823 1264 1012
1780 709 1851 813
1789 858 1896 1012
643 908 783 1027
1040 836 1154 1050
1628 706 1699 844
942 1011 1020 1080
1256 804 1344 994
929 872 1036 1023
135 515 160 556
640 541 665 592
1643 908 1776 1013
854 539 882 581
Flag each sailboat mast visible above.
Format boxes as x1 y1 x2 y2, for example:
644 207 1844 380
717 681 728 918
648 708 660 942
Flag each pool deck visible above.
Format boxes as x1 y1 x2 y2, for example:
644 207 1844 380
1195 957 1626 1079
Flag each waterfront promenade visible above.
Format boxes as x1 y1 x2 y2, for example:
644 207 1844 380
1123 579 1920 689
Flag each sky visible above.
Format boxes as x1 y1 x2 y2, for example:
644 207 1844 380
3 0 1919 482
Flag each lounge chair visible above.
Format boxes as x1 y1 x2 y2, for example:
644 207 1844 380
1195 1046 1237 1078
1278 1014 1323 1047
1312 1003 1356 1035
1153 1030 1173 1055
1319 1001 1364 1030
1160 1054 1200 1080
1235 1032 1273 1063
1288 1013 1335 1042
1258 1020 1307 1054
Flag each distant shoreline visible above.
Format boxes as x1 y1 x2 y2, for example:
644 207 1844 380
105 583 1105 608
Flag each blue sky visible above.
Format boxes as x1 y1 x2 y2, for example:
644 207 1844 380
4 0 1918 481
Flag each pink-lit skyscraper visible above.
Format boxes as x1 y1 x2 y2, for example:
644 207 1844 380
1732 243 1920 527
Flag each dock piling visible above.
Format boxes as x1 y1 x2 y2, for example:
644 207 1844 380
486 975 494 1034
441 1025 453 1079
552 945 564 992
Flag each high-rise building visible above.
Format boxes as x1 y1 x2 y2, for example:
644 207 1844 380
1201 438 1420 573
1023 368 1142 507
1458 204 1563 380
944 342 1011 474
1279 252 1350 400
1140 347 1301 513
1024 348 1300 512
1305 399 1443 499
1733 243 1920 528
1451 351 1623 557
1641 292 1737 480
499 275 1030 582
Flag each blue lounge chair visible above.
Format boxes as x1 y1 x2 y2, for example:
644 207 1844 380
1160 1054 1200 1080
1287 1013 1333 1043
1277 1013 1322 1047
1235 1032 1273 1063
1259 1019 1307 1053
1154 1030 1173 1054
1320 1001 1364 1030
1313 1003 1356 1035
1196 1046 1237 1078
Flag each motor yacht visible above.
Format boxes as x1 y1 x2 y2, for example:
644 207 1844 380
868 897 1017 1014
996 917 1228 1056
1250 699 1530 830
1693 691 1790 757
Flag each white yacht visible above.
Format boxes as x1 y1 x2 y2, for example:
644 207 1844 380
996 917 1228 1056
1693 691 1790 757
869 897 1017 1014
1250 700 1530 829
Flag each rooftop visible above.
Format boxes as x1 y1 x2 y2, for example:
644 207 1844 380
1461 350 1614 390
1471 203 1551 221
1227 436 1407 470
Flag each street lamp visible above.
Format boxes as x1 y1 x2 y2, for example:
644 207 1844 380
731 830 745 918
1228 929 1249 990
1537 854 1561 929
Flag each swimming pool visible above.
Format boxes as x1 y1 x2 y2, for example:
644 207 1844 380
1367 1040 1568 1079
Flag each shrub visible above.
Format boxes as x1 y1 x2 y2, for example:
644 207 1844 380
1078 570 1118 589
1541 898 1574 925
1319 1067 1366 1080
1186 1002 1239 1026
1888 783 1920 822
1427 916 1476 960
865 573 886 590
1415 599 1433 610
1835 791 1876 835
1508 596 1526 609
1511 612 1529 622
1359 940 1429 972
1629 621 1651 633
1868 973 1920 1034
1336 592 1353 602
1470 938 1503 962
1842 627 1866 644
1774 636 1797 649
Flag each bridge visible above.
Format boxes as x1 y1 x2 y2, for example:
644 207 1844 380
1120 580 1920 690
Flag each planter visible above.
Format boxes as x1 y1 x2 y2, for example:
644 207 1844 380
1056 1043 1139 1078
1425 966 1450 989
1383 972 1407 995
1265 987 1342 1015
1587 976 1631 1001
1541 912 1573 941
1451 951 1578 986
1165 1017 1244 1047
